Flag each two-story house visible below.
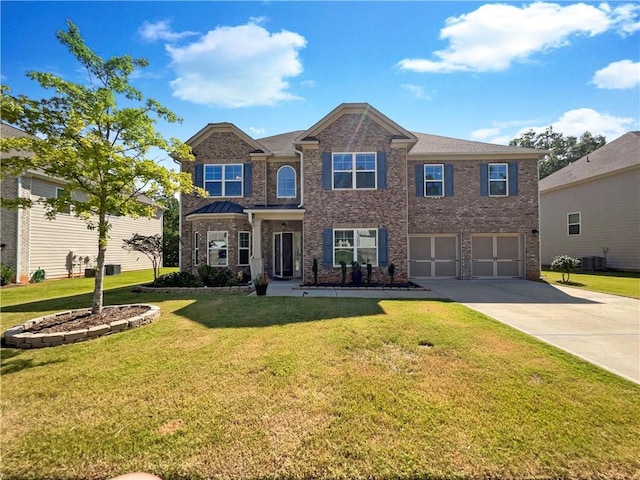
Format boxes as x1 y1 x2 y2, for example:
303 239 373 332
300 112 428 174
178 103 544 283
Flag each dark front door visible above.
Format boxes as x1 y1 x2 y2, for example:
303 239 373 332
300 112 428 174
274 232 294 278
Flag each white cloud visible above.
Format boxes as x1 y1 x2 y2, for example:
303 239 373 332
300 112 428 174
400 84 434 100
248 126 266 137
166 20 307 108
474 109 635 143
398 2 640 74
592 60 640 89
139 20 198 42
514 108 635 141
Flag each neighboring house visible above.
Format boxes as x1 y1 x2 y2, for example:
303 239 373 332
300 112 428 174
539 131 640 271
178 103 544 284
0 123 162 283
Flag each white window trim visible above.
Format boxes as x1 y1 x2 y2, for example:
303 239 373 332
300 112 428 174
204 164 243 198
276 165 296 199
333 228 379 267
488 163 509 197
193 231 200 266
424 164 444 198
238 231 251 266
207 230 228 267
568 212 581 236
332 152 377 190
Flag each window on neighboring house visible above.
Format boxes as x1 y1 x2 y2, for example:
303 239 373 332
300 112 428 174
424 164 444 197
488 163 508 196
333 228 378 266
193 231 200 266
204 164 243 197
568 213 581 235
207 231 228 266
277 166 296 198
55 187 71 214
333 153 377 190
238 231 251 266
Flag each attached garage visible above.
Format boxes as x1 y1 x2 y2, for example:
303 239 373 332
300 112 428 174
471 234 523 278
409 235 459 279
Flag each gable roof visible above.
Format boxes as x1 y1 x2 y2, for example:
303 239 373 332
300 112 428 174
258 130 304 157
539 131 640 192
185 122 271 155
293 103 418 145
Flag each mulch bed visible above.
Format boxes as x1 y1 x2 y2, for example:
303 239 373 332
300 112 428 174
30 305 150 334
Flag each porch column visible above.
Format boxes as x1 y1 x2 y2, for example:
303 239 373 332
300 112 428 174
250 218 264 279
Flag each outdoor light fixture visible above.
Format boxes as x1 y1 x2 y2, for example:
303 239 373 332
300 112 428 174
281 222 287 230
531 229 539 237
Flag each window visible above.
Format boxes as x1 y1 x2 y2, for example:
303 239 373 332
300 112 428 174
488 163 508 196
207 231 228 266
333 229 378 266
193 231 200 266
568 213 581 235
277 166 296 198
238 232 251 265
333 153 376 189
204 164 243 197
424 164 444 197
55 187 71 214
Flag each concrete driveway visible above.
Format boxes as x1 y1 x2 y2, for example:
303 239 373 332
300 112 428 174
417 280 640 385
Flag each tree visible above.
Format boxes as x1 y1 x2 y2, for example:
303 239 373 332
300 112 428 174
122 234 164 286
510 127 606 179
550 255 580 284
162 196 180 267
0 21 198 314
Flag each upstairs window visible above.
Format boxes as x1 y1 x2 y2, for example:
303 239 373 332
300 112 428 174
568 212 581 235
277 166 296 198
204 164 243 197
55 187 71 214
424 164 444 197
488 163 508 196
333 153 377 190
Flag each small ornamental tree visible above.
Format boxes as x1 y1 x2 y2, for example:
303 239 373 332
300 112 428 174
550 255 580 283
122 234 164 286
0 21 200 314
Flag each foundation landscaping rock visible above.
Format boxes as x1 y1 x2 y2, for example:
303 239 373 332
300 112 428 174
3 304 160 349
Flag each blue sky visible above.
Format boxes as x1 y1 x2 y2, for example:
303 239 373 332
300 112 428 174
2 1 639 168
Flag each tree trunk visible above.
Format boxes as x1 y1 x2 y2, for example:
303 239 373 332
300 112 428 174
91 214 109 314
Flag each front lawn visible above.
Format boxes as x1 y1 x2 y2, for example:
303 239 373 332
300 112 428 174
1 273 639 479
542 269 640 299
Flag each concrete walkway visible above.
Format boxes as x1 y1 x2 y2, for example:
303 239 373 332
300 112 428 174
261 279 640 384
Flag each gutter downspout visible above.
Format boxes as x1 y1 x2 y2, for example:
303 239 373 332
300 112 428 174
16 176 22 283
293 144 304 208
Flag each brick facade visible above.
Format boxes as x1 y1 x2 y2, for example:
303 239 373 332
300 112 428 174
180 104 542 283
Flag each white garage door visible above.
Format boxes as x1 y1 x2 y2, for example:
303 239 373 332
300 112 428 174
409 235 459 278
472 234 522 278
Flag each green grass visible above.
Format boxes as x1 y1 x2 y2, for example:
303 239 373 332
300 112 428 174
1 271 639 480
542 269 640 299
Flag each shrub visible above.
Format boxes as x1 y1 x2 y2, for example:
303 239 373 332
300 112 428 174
1 263 15 286
388 263 395 286
198 265 236 287
550 255 580 283
155 271 203 288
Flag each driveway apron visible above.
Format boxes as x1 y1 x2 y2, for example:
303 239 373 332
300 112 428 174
417 280 640 385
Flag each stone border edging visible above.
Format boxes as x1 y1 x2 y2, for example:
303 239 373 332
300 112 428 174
3 304 160 349
133 285 253 294
294 285 429 291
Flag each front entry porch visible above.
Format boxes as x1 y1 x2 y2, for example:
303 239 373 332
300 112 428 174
245 205 305 281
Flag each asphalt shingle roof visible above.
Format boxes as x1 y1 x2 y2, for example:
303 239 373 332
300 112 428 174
539 131 640 192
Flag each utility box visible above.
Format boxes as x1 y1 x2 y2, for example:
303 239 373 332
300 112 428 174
105 264 121 275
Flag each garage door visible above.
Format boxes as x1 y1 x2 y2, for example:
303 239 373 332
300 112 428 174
409 235 459 278
471 234 522 278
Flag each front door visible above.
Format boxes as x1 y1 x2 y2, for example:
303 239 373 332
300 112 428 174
274 232 294 278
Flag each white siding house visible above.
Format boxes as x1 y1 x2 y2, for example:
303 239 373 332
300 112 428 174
1 123 163 283
539 131 640 271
